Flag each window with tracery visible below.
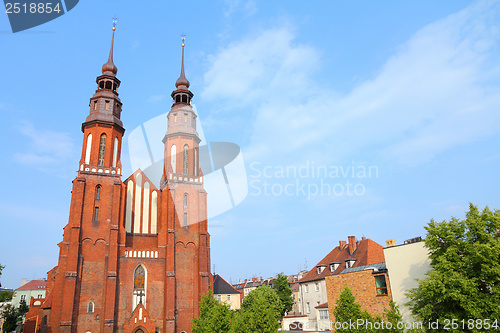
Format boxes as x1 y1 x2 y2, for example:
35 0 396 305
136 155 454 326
133 265 146 309
98 134 106 166
87 302 94 313
183 144 189 175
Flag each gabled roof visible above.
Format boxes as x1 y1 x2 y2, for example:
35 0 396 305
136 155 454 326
213 275 239 294
16 280 46 291
298 237 385 283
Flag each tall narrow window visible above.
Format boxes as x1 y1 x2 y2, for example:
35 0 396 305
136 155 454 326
105 101 109 110
98 134 106 166
183 145 189 175
133 265 146 309
194 148 197 176
95 186 101 200
94 207 99 221
184 193 188 208
87 302 94 314
183 213 187 227
93 101 97 110
375 275 388 295
85 134 92 164
171 145 177 173
112 137 118 167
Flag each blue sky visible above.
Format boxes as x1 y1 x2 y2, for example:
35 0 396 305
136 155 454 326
1 0 500 288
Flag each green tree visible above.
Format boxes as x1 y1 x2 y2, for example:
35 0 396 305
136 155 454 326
0 291 14 302
332 286 373 333
192 290 231 333
406 204 500 332
271 273 294 316
18 299 29 317
1 304 19 333
332 286 405 333
0 263 4 277
231 285 282 333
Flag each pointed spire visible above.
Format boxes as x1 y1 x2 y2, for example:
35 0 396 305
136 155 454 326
175 35 190 89
102 19 118 76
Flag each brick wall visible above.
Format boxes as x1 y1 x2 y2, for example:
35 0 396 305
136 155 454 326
325 270 392 321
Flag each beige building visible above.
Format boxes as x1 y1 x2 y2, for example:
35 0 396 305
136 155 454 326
384 237 431 322
213 274 241 310
11 279 46 309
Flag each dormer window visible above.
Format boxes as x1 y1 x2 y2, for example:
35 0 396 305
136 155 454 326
345 259 357 268
316 265 327 274
330 262 340 272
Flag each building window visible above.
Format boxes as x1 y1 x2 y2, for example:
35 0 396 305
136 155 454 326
21 295 26 301
217 295 221 302
183 144 189 174
171 144 177 173
304 284 309 293
94 207 99 221
133 265 146 309
38 295 42 298
184 113 188 122
93 101 97 110
174 113 177 122
315 282 319 292
306 302 310 314
183 213 187 227
319 309 329 320
95 186 101 200
375 275 388 295
87 302 94 313
98 134 106 166
227 295 231 301
184 193 188 208
105 101 109 110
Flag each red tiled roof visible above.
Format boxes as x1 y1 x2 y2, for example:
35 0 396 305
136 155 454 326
16 280 46 291
298 238 385 283
316 302 328 309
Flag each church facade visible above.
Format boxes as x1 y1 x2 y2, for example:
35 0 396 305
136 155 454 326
36 27 211 333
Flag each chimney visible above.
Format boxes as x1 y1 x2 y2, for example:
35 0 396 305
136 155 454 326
348 236 357 254
339 240 346 249
244 279 247 283
20 278 27 287
260 276 263 280
386 239 397 247
252 277 257 282
362 236 366 240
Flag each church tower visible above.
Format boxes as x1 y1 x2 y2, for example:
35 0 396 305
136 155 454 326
160 38 211 333
40 26 211 333
47 23 124 333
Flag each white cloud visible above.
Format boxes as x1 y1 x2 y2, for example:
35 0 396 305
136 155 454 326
223 0 257 18
203 1 500 167
13 121 75 169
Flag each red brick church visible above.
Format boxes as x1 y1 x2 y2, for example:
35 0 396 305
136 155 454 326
28 26 211 333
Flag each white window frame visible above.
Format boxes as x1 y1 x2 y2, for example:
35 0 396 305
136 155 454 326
315 282 319 292
304 284 309 293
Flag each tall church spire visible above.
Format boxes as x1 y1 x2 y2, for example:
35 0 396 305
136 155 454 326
175 35 190 89
102 21 118 76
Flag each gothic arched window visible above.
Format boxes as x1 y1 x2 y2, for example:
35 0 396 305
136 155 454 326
87 302 94 313
133 265 146 309
98 134 106 166
183 144 189 175
95 186 101 200
171 144 177 173
184 193 188 208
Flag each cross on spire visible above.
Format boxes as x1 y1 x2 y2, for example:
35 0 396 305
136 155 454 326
181 33 186 47
112 16 118 30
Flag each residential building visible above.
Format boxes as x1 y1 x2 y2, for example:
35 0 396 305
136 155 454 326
297 236 385 330
325 262 392 321
34 26 211 333
213 275 241 310
383 237 431 322
11 279 46 309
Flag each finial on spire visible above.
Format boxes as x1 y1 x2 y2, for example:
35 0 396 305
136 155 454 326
102 17 118 75
175 33 190 89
